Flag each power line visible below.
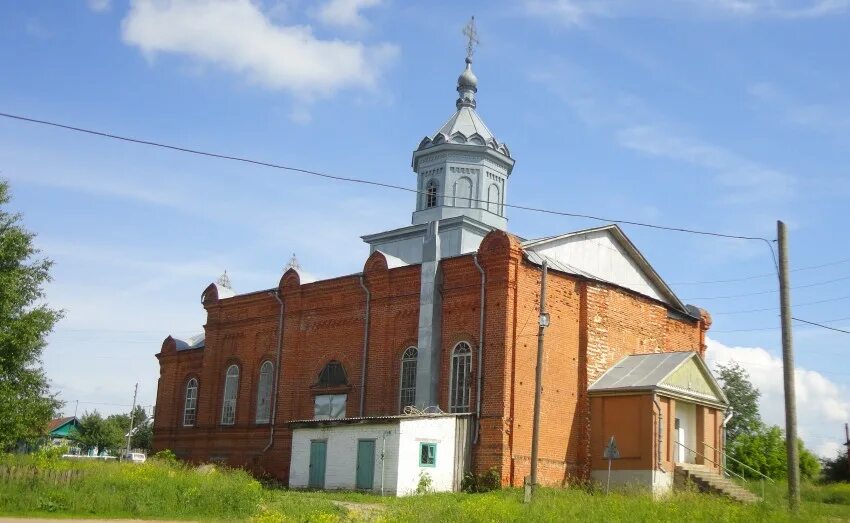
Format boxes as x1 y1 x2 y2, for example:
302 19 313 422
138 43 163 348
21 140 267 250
671 257 850 285
712 315 850 333
686 275 850 301
0 111 775 243
792 317 850 335
712 293 850 315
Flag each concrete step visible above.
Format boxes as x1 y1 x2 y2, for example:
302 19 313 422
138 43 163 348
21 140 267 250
674 464 761 504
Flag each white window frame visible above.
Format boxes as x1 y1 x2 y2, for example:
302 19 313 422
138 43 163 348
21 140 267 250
399 346 418 412
449 342 472 413
425 179 439 209
221 364 239 425
255 361 274 424
313 394 347 420
183 378 198 427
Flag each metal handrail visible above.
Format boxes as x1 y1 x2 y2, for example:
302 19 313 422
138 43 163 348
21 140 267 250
676 441 765 500
675 442 746 484
702 441 774 483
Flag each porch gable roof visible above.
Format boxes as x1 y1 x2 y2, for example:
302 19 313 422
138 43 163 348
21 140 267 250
588 351 728 407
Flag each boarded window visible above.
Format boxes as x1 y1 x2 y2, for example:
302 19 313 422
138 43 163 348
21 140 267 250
221 365 239 425
255 361 274 424
314 394 347 420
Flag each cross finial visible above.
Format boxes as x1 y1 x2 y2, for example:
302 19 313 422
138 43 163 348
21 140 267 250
462 16 479 60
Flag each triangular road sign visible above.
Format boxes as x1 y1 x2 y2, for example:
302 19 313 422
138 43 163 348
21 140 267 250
603 436 620 459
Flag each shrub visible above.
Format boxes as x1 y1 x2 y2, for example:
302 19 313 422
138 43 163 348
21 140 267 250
151 448 177 465
416 471 433 494
461 467 501 493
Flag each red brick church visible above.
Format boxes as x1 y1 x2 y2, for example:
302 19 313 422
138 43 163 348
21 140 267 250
153 49 727 494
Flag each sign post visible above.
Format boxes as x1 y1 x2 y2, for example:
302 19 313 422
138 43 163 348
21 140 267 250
603 436 620 495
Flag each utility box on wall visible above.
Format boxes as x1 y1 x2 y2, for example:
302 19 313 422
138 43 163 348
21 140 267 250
288 413 472 496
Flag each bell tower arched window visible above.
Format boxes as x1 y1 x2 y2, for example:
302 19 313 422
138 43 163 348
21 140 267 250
425 179 439 209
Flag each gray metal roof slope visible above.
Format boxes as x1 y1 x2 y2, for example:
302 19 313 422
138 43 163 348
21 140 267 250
589 352 692 391
588 351 728 406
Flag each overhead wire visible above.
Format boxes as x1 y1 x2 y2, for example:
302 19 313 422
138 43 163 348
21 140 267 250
5 112 849 335
0 111 774 242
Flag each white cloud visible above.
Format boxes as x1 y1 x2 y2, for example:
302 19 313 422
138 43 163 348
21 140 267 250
705 337 850 457
532 67 796 205
121 0 399 100
522 0 850 25
315 0 383 29
749 81 850 140
87 0 112 13
522 0 610 26
616 125 796 203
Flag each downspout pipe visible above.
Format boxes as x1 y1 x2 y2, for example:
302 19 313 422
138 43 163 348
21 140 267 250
264 291 285 452
358 275 372 418
652 395 666 474
722 408 734 472
473 254 486 445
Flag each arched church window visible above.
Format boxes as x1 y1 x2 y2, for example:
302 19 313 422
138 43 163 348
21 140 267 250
487 184 500 215
317 360 348 386
425 179 439 209
449 342 472 413
399 347 418 411
183 378 198 427
453 177 472 208
221 365 239 425
255 361 274 424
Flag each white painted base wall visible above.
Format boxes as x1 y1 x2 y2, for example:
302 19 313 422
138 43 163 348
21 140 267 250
289 415 465 496
591 469 673 496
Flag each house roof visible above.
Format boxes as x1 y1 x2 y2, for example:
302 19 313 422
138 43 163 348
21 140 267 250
521 224 694 316
588 351 728 407
47 416 78 433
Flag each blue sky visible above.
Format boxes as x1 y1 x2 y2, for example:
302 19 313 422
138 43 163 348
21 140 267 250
1 0 848 456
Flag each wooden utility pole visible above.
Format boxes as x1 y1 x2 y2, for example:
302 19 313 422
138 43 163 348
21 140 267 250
845 423 849 474
125 383 138 458
778 221 800 511
526 260 549 504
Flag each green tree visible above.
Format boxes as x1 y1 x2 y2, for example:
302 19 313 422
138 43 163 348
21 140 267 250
106 405 151 452
821 448 850 482
731 425 821 480
73 411 123 454
0 180 62 451
715 361 761 444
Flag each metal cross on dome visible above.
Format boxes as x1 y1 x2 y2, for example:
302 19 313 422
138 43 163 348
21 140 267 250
463 16 479 60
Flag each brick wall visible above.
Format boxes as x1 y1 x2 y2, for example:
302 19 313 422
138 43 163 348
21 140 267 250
152 229 708 487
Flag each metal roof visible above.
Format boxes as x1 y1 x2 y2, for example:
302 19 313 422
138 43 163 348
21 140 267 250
174 333 205 351
588 351 728 406
288 412 472 428
589 352 693 391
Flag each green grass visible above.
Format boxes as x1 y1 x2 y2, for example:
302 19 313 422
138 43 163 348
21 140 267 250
1 454 848 522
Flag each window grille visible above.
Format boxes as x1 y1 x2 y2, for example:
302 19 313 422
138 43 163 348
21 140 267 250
221 365 239 425
183 378 198 427
400 347 418 411
449 342 472 413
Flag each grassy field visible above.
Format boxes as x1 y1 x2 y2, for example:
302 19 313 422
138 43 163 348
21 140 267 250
1 454 848 522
